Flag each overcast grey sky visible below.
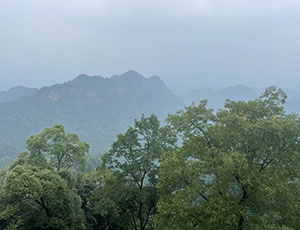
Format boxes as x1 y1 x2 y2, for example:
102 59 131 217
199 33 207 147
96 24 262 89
1 0 300 90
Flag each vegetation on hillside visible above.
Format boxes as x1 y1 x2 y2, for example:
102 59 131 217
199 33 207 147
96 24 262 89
0 71 183 170
1 87 300 229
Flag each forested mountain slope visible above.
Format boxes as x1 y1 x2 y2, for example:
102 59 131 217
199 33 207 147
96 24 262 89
0 71 183 169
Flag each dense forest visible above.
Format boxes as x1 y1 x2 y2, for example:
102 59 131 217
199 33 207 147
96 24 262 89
1 86 300 230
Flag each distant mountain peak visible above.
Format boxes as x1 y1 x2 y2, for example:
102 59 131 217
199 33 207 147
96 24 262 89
112 70 146 81
122 70 143 77
68 74 105 87
72 71 156 83
72 74 103 81
77 74 90 78
148 75 162 81
71 74 91 83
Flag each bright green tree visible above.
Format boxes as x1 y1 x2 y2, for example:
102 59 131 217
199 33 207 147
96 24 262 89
26 124 89 172
103 114 177 230
0 153 84 230
157 87 300 230
0 125 88 230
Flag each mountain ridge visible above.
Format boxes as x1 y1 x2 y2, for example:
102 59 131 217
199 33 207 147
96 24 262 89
0 71 184 169
0 86 38 103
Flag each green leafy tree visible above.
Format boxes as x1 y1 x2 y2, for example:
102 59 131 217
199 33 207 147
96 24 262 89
0 125 88 230
77 169 132 230
0 153 84 230
26 124 89 172
103 114 177 230
157 87 300 230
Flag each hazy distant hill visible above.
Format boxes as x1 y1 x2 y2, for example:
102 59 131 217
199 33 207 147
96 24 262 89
179 85 300 114
179 85 261 109
0 71 183 169
0 86 37 103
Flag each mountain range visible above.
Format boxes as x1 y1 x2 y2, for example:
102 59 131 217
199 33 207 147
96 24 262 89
0 71 183 169
2 72 300 170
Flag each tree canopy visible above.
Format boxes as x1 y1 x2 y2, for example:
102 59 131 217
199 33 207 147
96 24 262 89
1 87 300 230
0 125 88 230
0 153 84 230
157 87 300 229
26 124 89 172
103 114 177 230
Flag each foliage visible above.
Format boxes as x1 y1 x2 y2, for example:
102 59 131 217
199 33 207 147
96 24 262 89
26 124 89 172
2 86 300 230
0 125 88 230
103 114 177 230
0 153 84 230
76 169 131 230
157 86 300 229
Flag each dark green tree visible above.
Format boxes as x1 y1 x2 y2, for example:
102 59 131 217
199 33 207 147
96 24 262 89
103 114 177 230
77 169 132 230
157 87 300 230
0 153 84 230
0 125 88 230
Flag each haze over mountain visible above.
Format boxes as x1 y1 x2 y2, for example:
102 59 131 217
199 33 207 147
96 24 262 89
179 85 259 108
0 71 183 169
0 86 37 103
179 85 300 114
1 1 300 90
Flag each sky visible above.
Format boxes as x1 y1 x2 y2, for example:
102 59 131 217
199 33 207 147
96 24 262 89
0 0 300 91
